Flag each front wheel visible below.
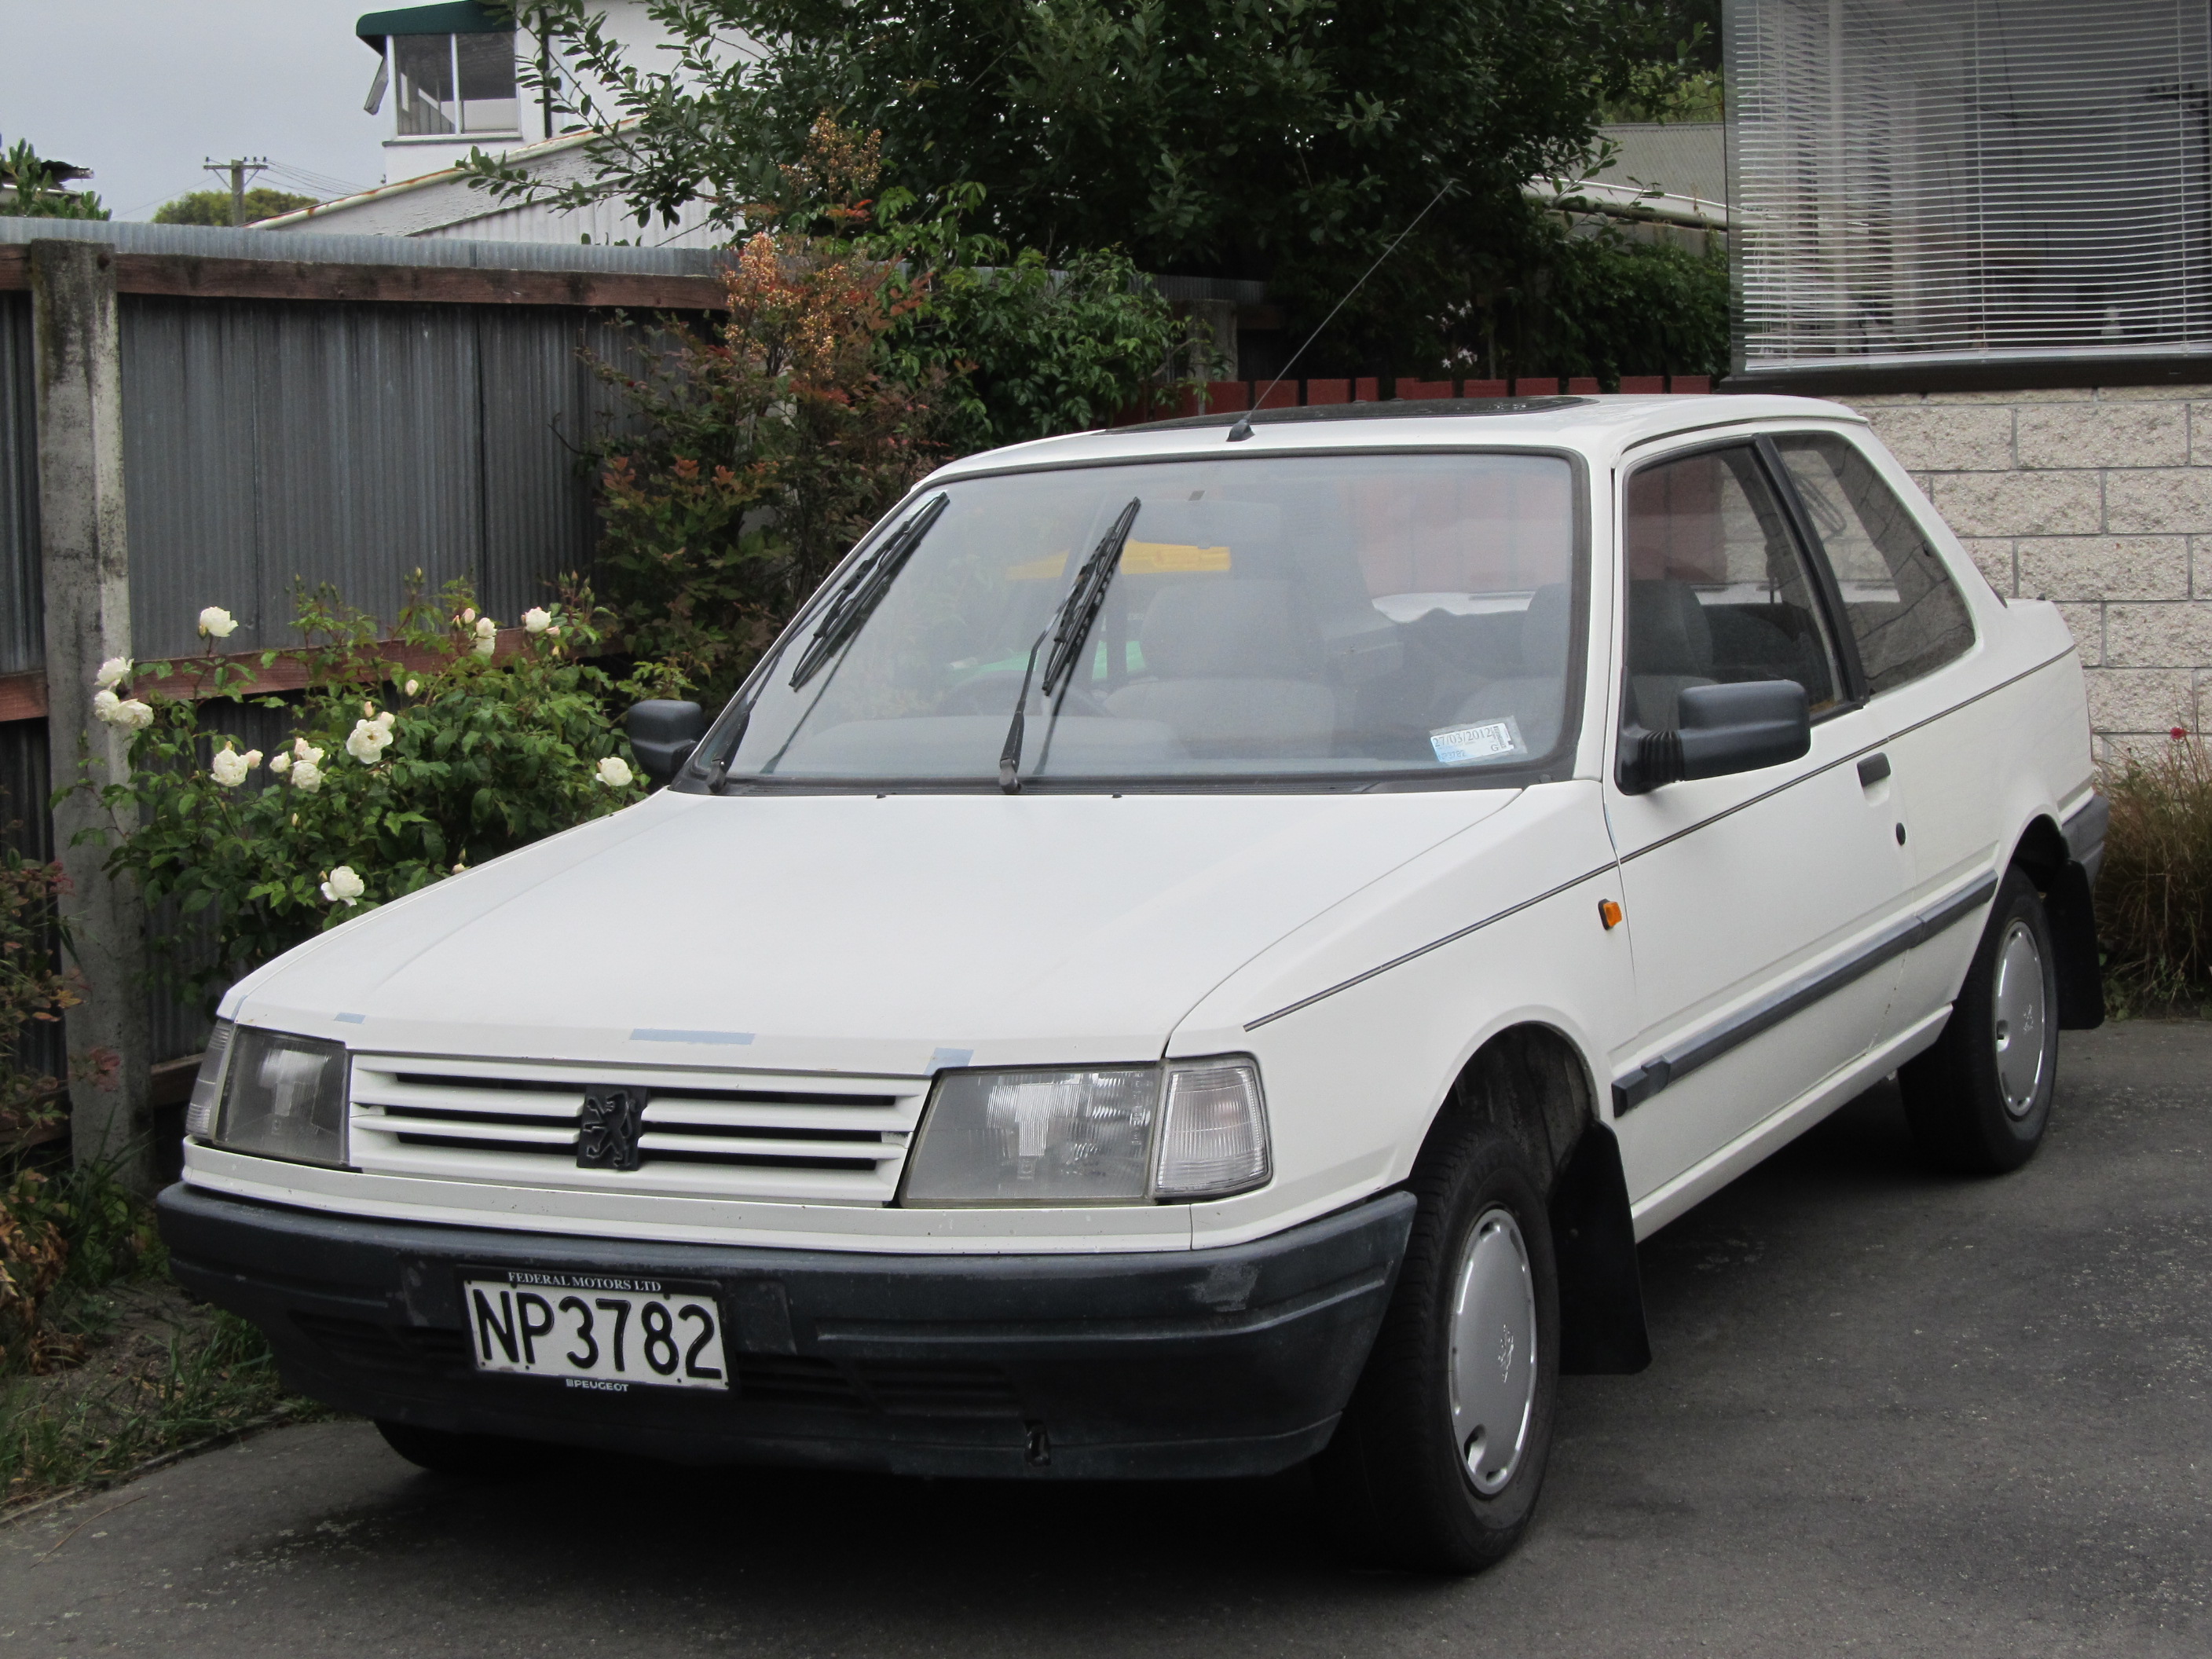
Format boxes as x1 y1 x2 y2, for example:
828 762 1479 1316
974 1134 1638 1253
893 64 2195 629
1313 1125 1558 1573
1901 863 2059 1174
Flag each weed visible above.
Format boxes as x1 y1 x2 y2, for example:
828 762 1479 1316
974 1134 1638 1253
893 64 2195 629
2098 733 2212 1014
0 1308 313 1506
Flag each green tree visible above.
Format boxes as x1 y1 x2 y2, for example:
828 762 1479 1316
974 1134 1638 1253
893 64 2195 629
468 0 1659 373
0 138 108 220
153 188 319 227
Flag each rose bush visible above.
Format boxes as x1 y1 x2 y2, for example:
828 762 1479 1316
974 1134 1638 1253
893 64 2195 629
79 579 649 1009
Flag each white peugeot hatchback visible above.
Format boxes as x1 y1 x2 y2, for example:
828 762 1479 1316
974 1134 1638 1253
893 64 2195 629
161 394 2104 1572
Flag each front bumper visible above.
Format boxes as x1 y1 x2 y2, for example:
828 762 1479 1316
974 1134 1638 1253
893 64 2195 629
158 1183 1415 1480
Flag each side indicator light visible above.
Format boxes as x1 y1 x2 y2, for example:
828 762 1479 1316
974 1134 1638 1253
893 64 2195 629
1599 899 1624 930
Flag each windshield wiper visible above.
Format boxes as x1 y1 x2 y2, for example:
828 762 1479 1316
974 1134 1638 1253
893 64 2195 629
997 497 1141 793
787 492 950 690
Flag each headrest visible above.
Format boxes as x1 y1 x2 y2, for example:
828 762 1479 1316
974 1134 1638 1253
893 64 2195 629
1519 584 1572 676
1139 580 1311 679
1627 580 1712 676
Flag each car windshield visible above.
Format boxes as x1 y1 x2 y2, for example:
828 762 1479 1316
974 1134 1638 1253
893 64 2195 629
715 451 1582 786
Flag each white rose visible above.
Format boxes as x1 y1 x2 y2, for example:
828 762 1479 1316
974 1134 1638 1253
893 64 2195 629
522 607 551 634
404 678 419 698
460 607 477 625
209 745 258 787
113 698 154 731
269 752 291 775
595 756 635 789
94 656 133 689
91 687 122 723
291 738 324 764
346 712 397 764
291 759 324 793
320 865 364 906
197 606 237 639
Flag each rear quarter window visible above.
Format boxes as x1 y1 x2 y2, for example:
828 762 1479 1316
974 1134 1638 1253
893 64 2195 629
1774 434 1976 695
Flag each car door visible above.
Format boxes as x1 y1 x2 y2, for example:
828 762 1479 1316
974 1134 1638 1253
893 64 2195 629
1607 439 1919 1206
1767 431 1994 1030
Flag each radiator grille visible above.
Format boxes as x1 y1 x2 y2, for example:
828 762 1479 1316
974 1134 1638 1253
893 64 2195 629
346 1055 927 1203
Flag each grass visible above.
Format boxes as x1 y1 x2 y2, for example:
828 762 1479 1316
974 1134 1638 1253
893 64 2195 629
0 1149 324 1510
2098 734 2212 1016
1 1308 306 1506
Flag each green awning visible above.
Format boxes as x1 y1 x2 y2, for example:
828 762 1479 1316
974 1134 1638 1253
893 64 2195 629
356 2 507 48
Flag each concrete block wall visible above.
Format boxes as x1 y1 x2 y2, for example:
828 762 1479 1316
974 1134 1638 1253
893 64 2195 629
1845 386 2212 756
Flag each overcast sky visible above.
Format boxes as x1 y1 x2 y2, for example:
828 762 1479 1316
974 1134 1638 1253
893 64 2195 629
0 1 393 220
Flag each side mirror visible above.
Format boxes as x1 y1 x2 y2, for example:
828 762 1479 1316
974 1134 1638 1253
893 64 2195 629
1620 679 1811 794
626 700 706 789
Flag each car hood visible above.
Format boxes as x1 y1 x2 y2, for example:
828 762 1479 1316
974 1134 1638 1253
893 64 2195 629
226 788 1516 1075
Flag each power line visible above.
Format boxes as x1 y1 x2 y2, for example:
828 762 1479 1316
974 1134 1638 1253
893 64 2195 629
203 156 270 227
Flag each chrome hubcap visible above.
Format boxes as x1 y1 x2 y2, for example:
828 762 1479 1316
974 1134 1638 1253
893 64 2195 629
1992 919 2048 1119
1448 1206 1537 1496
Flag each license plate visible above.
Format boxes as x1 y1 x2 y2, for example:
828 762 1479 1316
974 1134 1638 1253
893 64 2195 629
460 1269 730 1393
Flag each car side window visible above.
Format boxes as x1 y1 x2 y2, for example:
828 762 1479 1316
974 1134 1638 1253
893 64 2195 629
1773 434 1976 695
1620 445 1844 734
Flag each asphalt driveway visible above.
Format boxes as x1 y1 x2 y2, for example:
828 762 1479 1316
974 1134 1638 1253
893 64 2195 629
5 1020 2207 1657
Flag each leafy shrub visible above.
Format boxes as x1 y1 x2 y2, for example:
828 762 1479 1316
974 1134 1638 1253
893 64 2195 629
0 840 83 1137
594 218 941 701
0 1156 160 1376
2097 732 2212 1011
884 235 1209 452
588 119 1196 705
79 580 646 1009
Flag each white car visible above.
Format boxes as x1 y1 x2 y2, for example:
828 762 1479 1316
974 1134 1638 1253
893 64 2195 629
159 394 2104 1573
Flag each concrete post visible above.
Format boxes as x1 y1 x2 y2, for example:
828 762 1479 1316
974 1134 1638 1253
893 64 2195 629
31 239 151 1187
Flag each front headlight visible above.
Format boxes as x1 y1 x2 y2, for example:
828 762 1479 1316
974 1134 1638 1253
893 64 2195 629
203 1025 350 1168
901 1058 1269 1207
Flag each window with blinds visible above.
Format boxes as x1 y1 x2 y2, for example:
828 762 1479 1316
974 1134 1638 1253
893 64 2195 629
1727 0 2212 373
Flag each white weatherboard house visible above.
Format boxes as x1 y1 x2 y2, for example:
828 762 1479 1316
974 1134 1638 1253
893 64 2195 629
259 1 733 246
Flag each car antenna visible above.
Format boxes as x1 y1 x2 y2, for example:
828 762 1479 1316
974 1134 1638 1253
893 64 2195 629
1226 176 1459 443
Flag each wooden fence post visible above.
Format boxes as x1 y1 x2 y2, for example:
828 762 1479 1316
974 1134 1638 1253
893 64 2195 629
31 239 152 1188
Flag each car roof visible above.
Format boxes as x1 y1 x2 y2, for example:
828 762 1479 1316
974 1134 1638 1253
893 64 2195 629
922 394 1869 484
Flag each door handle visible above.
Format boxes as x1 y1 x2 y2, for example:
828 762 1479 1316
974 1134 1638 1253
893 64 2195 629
1857 753 1892 787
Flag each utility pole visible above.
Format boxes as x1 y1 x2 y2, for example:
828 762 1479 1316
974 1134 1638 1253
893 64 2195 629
202 156 269 226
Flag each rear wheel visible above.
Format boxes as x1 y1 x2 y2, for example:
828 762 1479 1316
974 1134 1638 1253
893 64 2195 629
1901 864 2058 1174
375 1418 543 1478
1313 1124 1558 1573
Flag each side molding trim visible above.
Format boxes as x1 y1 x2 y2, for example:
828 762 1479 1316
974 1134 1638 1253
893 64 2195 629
1611 871 2000 1115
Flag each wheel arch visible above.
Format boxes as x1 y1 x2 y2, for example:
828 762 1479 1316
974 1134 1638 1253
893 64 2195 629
1415 1022 1650 1375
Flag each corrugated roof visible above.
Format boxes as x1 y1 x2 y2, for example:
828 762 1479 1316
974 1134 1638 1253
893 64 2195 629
0 214 727 275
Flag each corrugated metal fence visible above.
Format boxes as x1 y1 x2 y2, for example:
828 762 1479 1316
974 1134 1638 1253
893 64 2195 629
1 218 731 1072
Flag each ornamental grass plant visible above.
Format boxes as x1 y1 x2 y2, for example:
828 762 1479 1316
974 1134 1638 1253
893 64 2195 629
2096 729 2212 1013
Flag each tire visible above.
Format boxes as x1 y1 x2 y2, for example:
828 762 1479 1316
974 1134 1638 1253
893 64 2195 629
375 1418 544 1478
1900 863 2059 1175
1313 1123 1559 1573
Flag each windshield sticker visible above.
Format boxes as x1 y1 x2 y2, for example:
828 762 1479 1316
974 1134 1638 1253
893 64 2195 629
1120 540 1231 574
1005 542 1231 580
1429 718 1525 765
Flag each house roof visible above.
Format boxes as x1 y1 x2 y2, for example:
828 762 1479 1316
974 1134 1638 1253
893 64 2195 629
356 2 507 49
